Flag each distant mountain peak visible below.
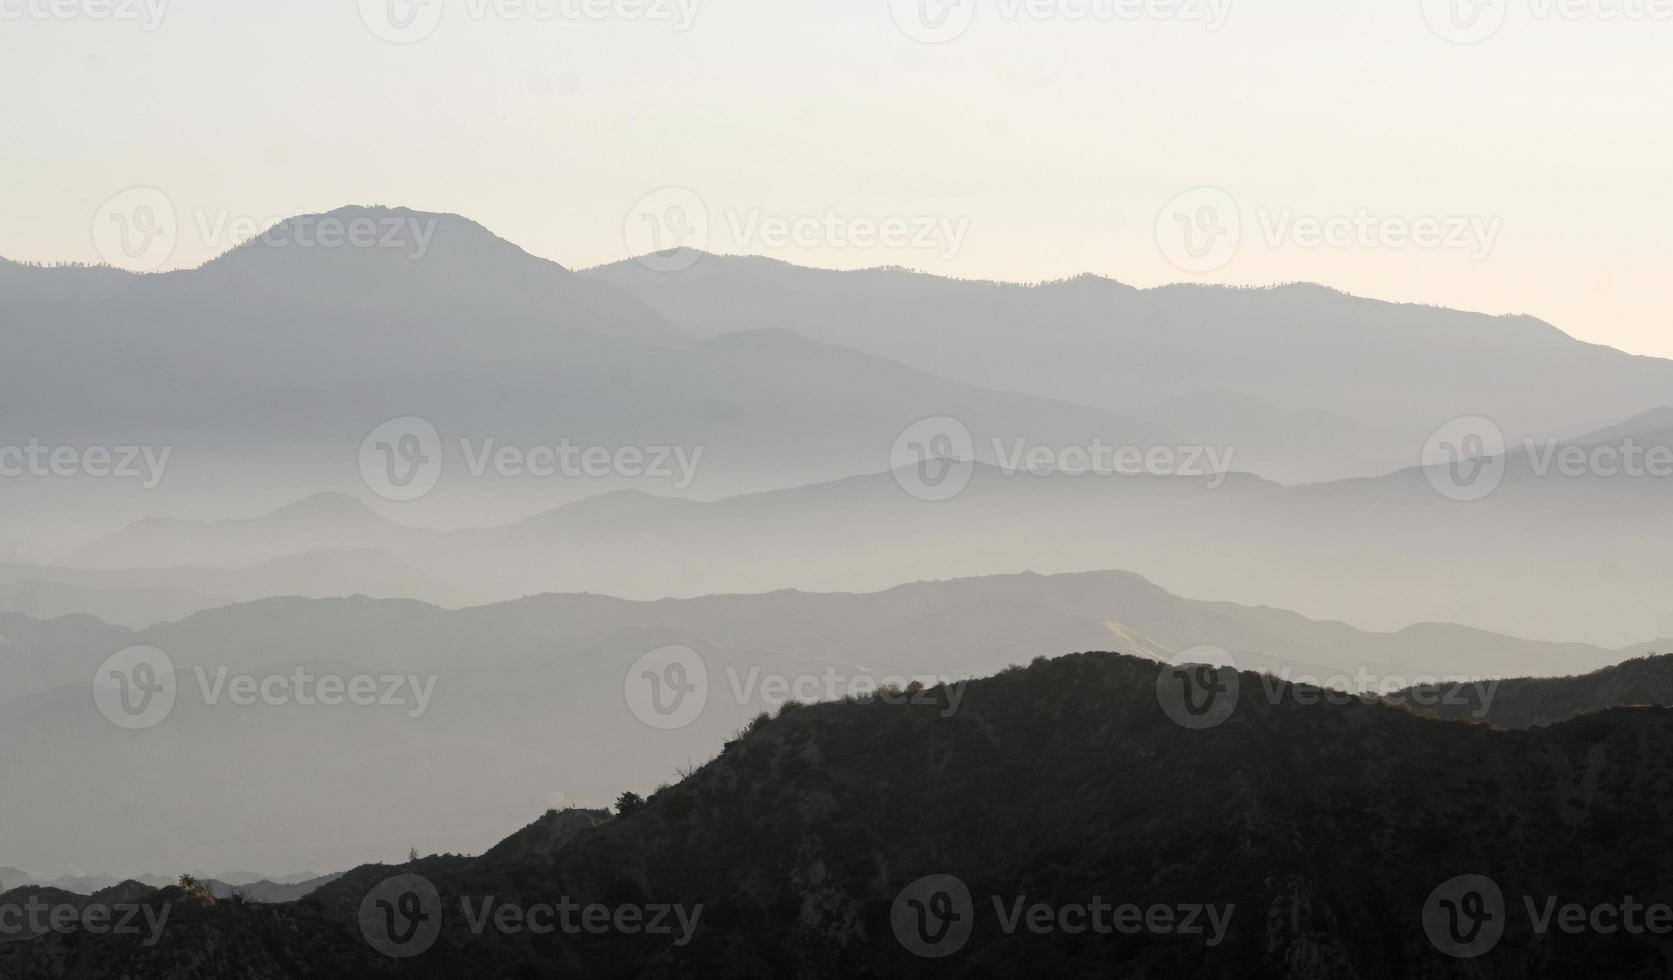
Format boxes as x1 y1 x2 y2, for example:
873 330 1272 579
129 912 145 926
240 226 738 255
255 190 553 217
266 491 383 523
199 204 561 275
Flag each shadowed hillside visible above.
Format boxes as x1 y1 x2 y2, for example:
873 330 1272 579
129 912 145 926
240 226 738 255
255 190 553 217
6 653 1669 978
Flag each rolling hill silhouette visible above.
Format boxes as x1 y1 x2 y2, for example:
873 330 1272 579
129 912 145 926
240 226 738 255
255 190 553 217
5 652 1670 977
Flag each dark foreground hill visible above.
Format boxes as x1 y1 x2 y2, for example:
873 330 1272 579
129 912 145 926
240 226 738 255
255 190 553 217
4 652 1671 978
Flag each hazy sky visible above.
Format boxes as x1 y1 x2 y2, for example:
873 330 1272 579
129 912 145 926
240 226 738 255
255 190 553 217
2 0 1669 356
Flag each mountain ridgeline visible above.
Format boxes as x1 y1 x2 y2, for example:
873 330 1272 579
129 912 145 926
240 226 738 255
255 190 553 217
3 653 1671 978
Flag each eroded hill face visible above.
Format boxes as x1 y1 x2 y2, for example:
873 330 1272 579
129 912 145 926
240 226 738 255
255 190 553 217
5 653 1671 978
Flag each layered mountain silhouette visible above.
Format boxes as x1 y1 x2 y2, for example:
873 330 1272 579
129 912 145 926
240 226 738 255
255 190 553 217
8 205 1673 978
4 653 1670 977
3 571 1666 876
0 546 475 629
49 407 1673 644
585 253 1673 483
2 209 1173 556
10 207 1673 559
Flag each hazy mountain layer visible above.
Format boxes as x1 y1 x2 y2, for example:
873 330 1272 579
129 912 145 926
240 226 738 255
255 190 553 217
2 570 1663 877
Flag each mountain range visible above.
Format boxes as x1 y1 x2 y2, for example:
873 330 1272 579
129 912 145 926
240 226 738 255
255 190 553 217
8 206 1673 563
45 399 1673 645
4 651 1670 977
585 251 1673 483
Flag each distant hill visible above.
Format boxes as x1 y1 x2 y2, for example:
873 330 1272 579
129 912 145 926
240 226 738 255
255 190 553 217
0 546 478 628
201 874 343 904
1399 653 1673 728
5 653 1671 977
0 871 339 906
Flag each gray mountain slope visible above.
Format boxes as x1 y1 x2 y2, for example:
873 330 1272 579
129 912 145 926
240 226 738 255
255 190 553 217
585 254 1673 482
1 569 1663 877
